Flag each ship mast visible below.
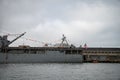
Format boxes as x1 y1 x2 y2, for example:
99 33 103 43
60 34 69 47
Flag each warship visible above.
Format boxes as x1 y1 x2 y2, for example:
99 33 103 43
0 32 83 63
0 32 120 63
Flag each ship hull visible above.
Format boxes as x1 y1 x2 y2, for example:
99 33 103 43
0 51 83 63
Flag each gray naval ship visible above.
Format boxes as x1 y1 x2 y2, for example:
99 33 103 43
0 32 83 63
1 32 120 63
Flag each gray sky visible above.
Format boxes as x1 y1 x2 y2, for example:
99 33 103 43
0 0 120 47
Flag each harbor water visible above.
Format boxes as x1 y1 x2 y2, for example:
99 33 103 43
0 63 120 80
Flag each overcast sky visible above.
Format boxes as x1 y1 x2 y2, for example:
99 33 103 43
0 0 120 47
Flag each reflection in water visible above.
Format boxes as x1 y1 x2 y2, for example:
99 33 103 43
0 63 120 80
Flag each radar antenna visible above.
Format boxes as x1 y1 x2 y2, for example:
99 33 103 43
60 34 69 47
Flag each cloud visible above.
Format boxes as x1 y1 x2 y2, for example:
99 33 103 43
0 0 120 47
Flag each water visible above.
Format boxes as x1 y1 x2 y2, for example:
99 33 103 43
0 63 120 80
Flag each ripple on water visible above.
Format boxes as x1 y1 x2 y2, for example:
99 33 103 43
0 63 120 80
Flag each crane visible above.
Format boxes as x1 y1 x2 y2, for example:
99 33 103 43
0 32 26 48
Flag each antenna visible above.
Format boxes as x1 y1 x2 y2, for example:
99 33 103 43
60 34 69 47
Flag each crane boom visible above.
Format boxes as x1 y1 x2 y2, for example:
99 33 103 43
8 32 26 45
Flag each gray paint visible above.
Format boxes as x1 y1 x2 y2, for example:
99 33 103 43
0 51 83 63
